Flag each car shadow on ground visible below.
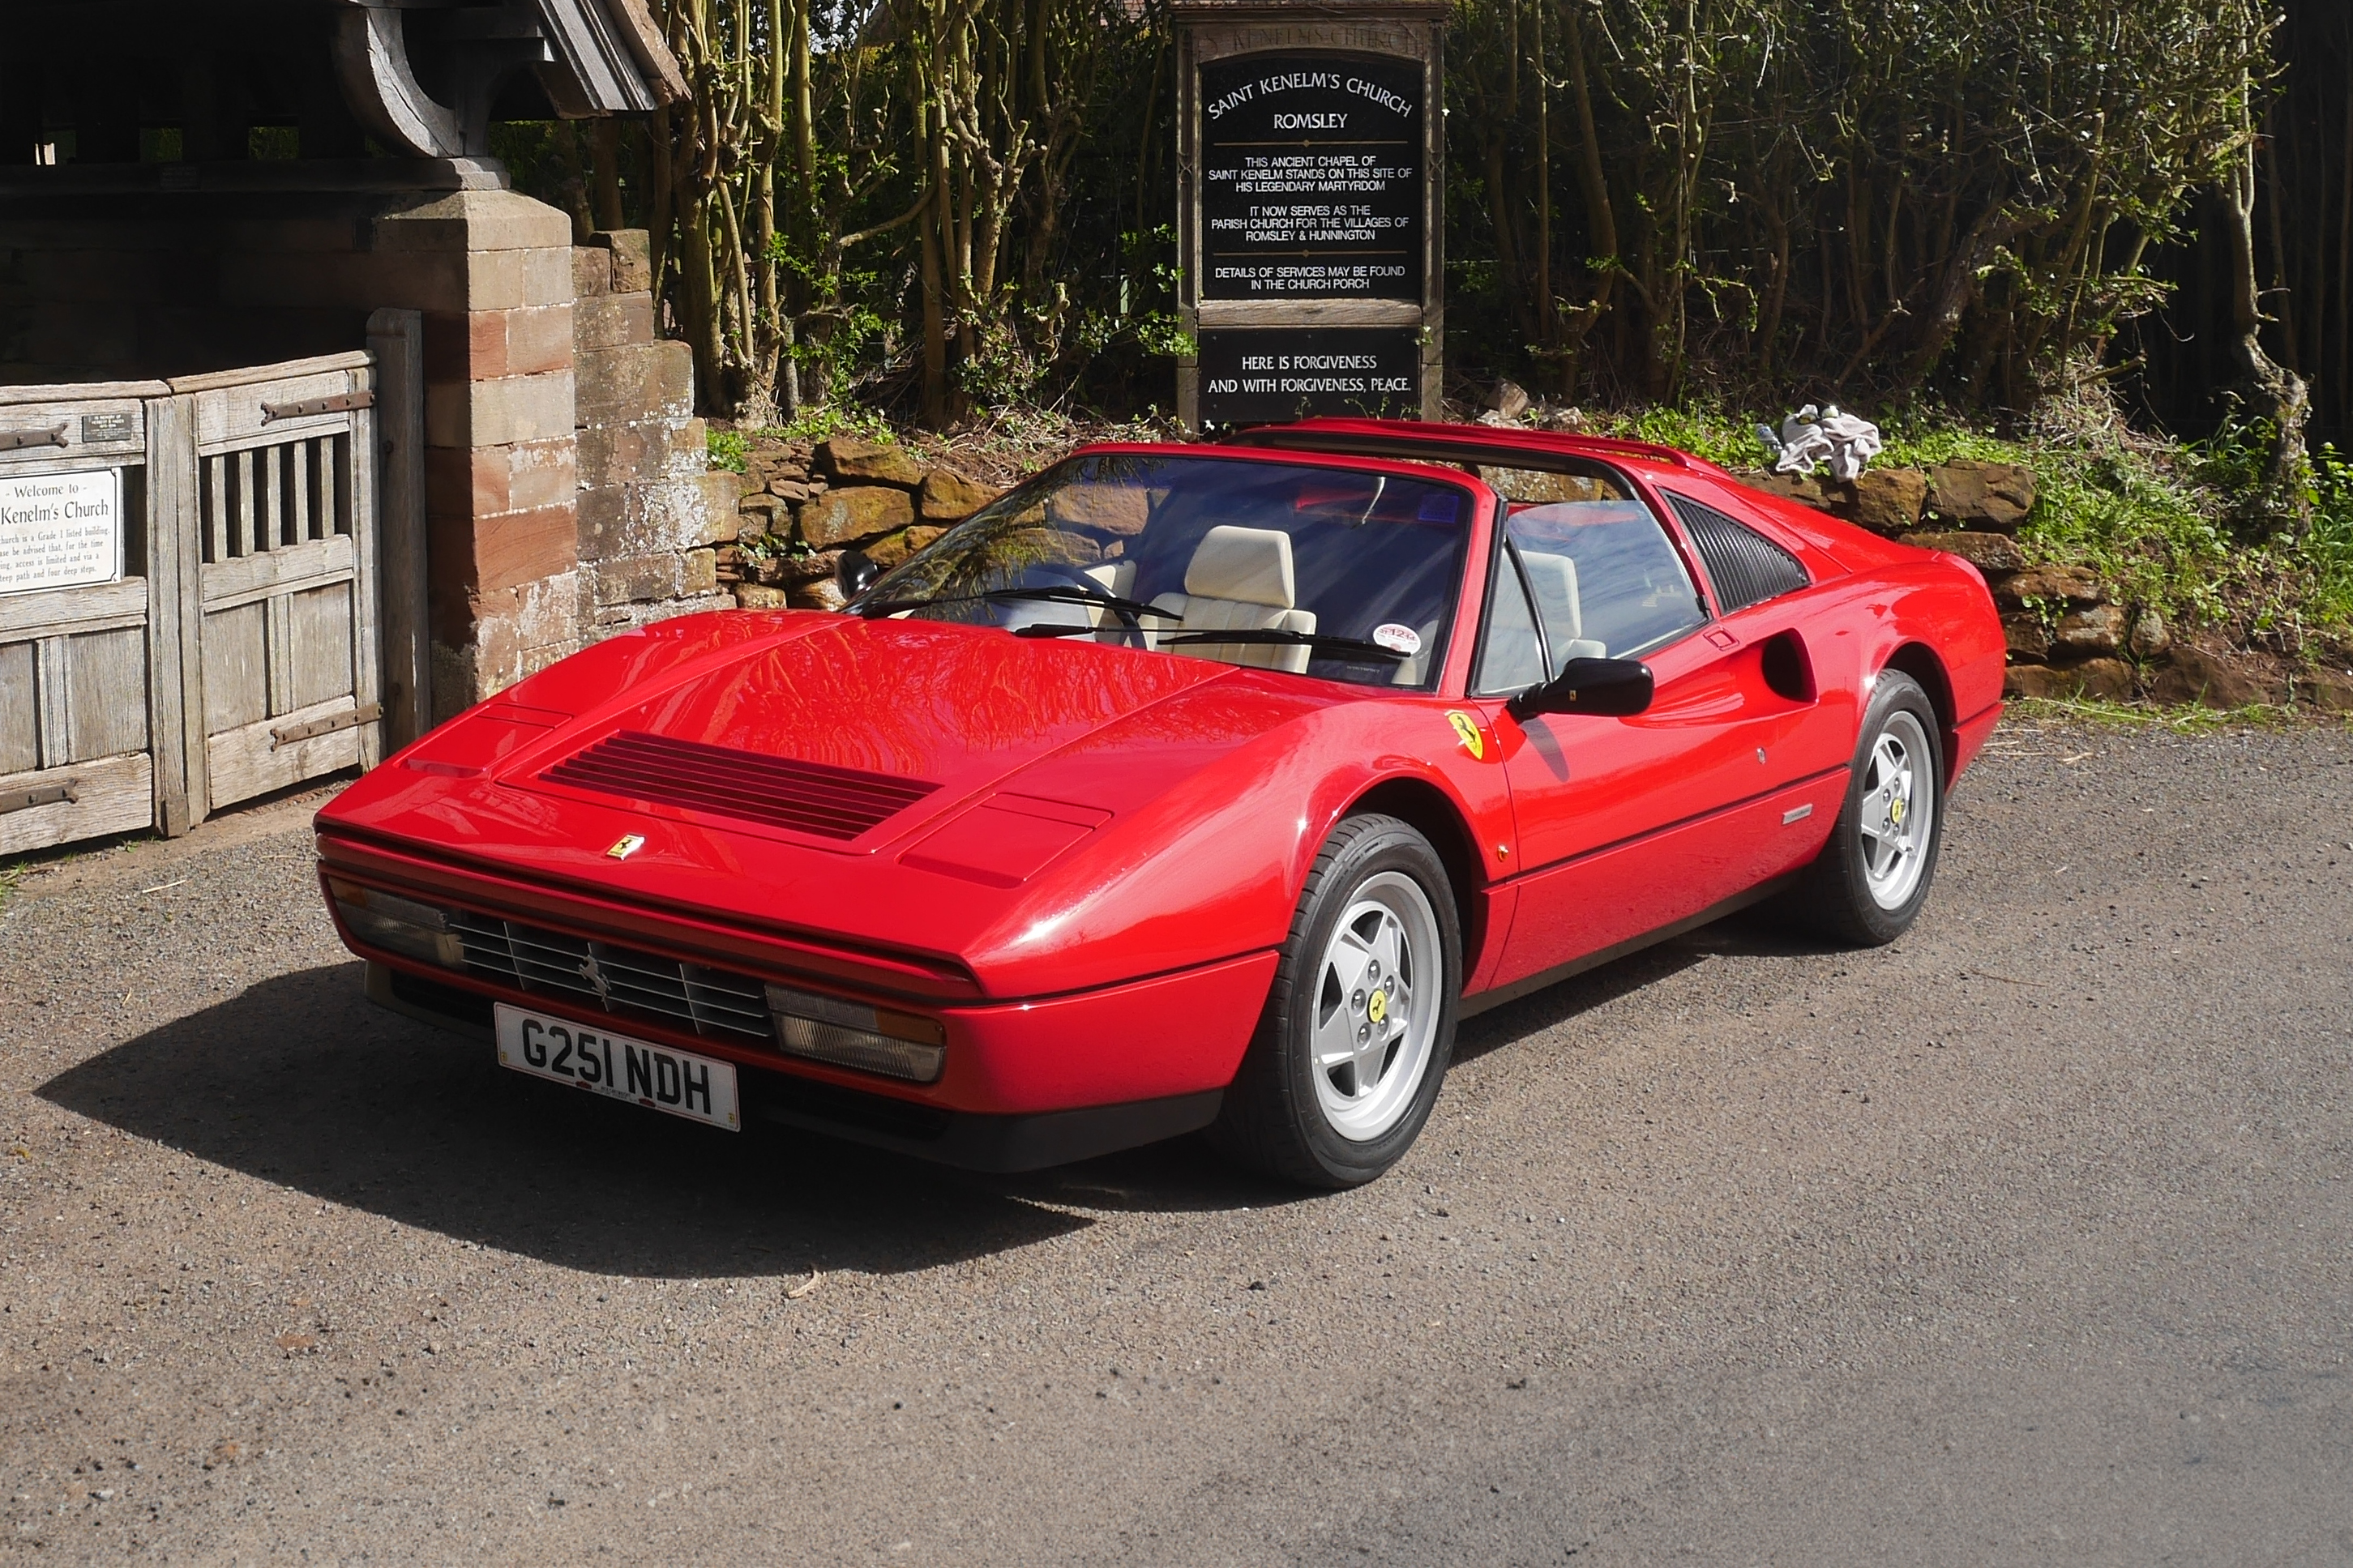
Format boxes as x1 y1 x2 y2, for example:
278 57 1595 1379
1451 903 1851 1064
38 961 1172 1280
41 908 1848 1264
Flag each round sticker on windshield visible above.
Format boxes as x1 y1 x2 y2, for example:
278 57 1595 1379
1372 623 1422 655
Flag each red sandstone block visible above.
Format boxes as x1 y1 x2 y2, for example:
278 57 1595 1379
506 438 577 512
476 502 581 593
504 305 574 377
572 293 654 352
526 248 573 307
374 190 575 254
425 371 575 448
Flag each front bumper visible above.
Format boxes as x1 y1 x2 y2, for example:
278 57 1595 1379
366 963 1230 1170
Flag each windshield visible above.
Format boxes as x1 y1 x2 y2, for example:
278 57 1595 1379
853 451 1473 689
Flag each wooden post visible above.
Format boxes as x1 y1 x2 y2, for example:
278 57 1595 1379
347 365 386 771
143 393 194 837
367 308 430 750
166 393 210 827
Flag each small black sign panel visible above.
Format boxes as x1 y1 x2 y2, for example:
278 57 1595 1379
1200 53 1422 301
1197 327 1420 425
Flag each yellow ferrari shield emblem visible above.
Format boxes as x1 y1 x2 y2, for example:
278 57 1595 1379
1367 989 1388 1024
1889 794 1906 826
1446 711 1484 760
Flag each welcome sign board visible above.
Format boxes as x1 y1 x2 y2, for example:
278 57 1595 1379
1200 53 1423 302
1 468 124 596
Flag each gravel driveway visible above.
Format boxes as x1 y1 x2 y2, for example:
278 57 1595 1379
2 716 2348 1565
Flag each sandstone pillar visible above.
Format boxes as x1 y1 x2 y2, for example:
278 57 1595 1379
373 188 582 720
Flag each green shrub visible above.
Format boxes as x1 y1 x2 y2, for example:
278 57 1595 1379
1586 397 2351 646
707 428 748 473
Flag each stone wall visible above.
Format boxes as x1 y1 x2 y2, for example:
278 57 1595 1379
568 230 736 635
717 434 998 609
1746 457 2351 708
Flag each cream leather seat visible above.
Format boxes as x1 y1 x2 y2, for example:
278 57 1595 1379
1521 548 1607 662
1147 525 1318 673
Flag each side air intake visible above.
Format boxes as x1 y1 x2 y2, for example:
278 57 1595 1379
541 730 939 840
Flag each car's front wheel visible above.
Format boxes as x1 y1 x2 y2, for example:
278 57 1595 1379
1211 814 1460 1188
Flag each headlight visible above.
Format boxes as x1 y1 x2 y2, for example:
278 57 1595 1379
764 983 946 1083
327 878 465 968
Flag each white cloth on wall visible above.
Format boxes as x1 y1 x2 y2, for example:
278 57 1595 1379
1761 403 1883 481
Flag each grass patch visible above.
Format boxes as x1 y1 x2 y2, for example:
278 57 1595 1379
706 427 749 472
709 405 902 472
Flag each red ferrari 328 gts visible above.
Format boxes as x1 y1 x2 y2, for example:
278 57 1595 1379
316 418 2004 1187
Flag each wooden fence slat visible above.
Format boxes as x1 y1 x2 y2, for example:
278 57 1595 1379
145 392 194 836
203 455 225 565
174 396 212 827
0 641 36 777
67 627 151 760
233 447 255 558
33 635 69 770
0 752 153 857
265 591 294 719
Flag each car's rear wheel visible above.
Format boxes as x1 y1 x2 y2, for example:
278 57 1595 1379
1790 669 1944 945
1210 814 1460 1188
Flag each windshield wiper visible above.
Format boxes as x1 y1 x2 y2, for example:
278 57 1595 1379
1156 628 1407 660
856 585 1177 621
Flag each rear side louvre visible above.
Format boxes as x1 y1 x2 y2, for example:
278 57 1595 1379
1666 493 1812 613
539 730 939 840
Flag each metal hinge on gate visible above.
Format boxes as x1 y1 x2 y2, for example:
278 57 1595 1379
0 781 78 815
260 391 375 423
0 423 69 452
271 702 383 750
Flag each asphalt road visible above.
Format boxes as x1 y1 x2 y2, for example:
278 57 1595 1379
2 716 2349 1566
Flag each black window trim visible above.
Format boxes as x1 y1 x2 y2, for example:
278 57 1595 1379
1469 526 1556 699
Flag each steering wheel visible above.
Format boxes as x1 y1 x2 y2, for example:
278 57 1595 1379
1013 562 1147 647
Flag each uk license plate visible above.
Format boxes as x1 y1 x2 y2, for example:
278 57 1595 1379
493 1004 741 1131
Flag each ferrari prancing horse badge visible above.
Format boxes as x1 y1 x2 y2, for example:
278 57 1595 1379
1446 711 1485 760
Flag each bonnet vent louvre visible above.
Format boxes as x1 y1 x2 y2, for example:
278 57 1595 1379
541 731 939 840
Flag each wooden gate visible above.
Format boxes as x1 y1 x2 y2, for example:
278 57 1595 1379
171 356 384 815
1 339 420 857
0 381 170 853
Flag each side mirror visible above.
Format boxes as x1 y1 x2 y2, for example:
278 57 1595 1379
836 548 882 603
1507 656 1655 720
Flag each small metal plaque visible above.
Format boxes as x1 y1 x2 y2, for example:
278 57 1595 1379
80 412 134 444
0 468 124 596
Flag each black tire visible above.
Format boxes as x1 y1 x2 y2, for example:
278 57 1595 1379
1209 814 1461 1188
1789 669 1946 945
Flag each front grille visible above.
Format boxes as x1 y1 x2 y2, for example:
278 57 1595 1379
540 730 939 841
447 910 774 1045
